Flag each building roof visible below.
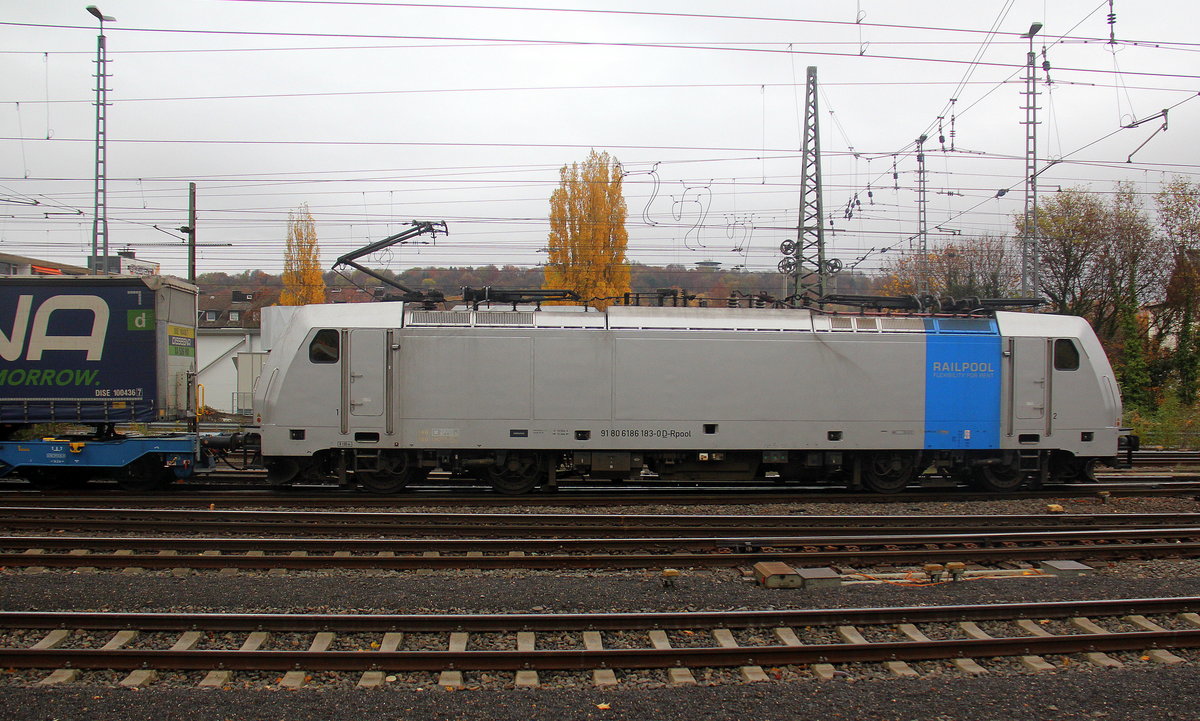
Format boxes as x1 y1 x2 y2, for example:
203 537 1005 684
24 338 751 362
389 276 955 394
197 284 384 330
198 288 278 329
0 252 90 276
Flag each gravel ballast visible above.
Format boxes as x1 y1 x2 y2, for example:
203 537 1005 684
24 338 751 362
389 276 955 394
4 493 1200 720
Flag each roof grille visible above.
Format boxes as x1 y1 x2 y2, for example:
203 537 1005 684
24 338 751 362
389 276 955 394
475 311 535 326
407 310 471 326
880 317 926 332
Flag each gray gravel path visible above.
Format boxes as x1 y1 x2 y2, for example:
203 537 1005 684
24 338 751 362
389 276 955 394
4 565 1200 613
2 668 1198 721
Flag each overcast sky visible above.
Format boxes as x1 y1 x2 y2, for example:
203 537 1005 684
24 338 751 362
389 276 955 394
2 0 1197 284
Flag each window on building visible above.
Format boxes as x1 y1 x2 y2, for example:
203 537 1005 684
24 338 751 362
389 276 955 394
309 329 340 363
1054 338 1080 371
204 310 218 322
229 310 240 322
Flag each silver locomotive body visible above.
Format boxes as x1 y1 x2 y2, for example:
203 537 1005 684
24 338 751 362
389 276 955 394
253 303 1124 493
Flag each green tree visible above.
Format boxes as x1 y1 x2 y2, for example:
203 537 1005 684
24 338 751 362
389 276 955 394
1116 293 1154 411
543 150 630 309
280 203 326 306
1156 177 1200 403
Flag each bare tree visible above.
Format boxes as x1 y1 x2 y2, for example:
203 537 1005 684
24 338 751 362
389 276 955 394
1029 187 1107 317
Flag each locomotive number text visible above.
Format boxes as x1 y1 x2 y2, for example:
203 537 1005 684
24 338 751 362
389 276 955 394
601 428 693 439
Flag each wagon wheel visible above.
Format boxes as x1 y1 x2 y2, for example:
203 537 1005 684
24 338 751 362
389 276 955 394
971 458 1026 492
356 452 422 494
22 467 90 491
488 452 543 495
115 455 173 492
860 451 917 494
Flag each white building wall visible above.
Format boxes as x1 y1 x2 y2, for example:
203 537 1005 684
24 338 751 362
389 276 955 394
197 329 262 413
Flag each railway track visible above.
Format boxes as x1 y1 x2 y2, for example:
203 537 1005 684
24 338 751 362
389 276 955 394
1132 450 1200 466
7 525 1200 570
2 474 1200 508
3 598 1198 687
3 506 1200 537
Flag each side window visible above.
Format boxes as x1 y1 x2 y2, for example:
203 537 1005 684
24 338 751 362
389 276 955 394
309 329 340 364
1054 338 1080 371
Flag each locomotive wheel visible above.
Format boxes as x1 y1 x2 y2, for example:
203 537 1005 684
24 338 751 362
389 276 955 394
489 453 543 495
356 452 421 494
115 455 172 492
860 452 917 494
972 460 1025 492
1049 454 1098 483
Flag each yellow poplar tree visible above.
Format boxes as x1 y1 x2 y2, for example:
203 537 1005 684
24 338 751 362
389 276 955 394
280 203 327 305
543 150 630 309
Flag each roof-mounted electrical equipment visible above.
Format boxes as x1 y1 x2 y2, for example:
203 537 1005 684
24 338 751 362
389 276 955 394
332 221 448 305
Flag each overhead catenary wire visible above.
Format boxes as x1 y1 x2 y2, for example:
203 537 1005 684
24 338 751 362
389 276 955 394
2 4 1195 278
3 21 1199 82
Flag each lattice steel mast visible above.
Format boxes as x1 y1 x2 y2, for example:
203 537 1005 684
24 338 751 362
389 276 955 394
779 66 827 303
916 134 929 294
1020 22 1043 296
88 6 115 274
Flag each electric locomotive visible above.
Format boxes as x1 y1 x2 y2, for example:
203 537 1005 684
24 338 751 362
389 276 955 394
252 301 1131 494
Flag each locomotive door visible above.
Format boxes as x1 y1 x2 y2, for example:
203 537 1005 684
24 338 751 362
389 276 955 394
1007 336 1048 436
347 329 384 418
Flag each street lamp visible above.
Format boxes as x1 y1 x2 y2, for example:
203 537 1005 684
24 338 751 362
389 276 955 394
86 6 115 274
86 5 114 23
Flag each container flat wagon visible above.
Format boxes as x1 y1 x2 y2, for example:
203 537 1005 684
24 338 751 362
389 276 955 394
0 275 214 489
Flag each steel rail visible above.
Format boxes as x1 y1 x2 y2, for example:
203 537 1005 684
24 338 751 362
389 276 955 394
6 632 1200 672
3 598 1200 671
3 484 1200 508
5 597 1198 631
4 507 1200 537
5 538 1200 569
5 525 1200 550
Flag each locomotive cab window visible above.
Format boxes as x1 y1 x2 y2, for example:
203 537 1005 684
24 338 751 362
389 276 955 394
1054 338 1080 371
309 329 340 364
